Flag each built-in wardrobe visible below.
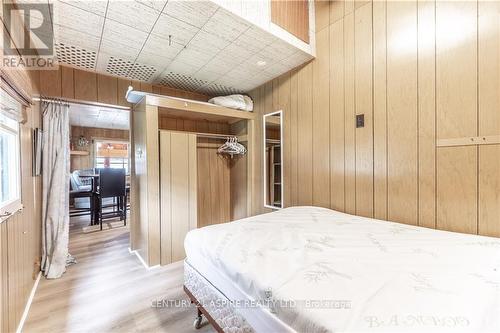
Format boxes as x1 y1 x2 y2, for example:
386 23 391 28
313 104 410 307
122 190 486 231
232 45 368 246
128 92 255 267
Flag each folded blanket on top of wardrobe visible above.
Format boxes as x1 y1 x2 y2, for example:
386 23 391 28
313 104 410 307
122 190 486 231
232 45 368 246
208 94 253 112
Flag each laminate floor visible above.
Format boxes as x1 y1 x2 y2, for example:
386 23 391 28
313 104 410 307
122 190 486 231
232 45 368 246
23 215 215 333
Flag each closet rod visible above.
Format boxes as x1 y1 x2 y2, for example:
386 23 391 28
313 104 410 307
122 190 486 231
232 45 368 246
33 96 130 110
196 133 235 140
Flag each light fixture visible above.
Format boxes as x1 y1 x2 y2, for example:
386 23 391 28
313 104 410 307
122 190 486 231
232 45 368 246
257 60 267 67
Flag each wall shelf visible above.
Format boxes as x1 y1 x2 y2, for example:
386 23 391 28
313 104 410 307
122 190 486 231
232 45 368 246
70 150 89 156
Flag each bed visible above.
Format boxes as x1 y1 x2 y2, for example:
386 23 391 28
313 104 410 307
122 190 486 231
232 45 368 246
184 206 500 333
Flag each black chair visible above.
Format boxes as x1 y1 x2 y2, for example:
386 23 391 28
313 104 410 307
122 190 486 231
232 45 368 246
97 168 127 230
69 189 96 225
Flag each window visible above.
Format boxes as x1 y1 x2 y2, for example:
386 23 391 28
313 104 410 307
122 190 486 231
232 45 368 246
94 140 129 173
0 89 21 215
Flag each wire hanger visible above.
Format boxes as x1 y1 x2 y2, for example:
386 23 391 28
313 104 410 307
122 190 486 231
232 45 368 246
217 136 247 158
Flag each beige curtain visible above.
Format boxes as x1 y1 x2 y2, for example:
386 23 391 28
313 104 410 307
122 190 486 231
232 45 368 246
41 100 70 279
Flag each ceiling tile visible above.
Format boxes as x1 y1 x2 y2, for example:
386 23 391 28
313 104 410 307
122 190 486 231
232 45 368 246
106 1 161 32
52 1 104 37
100 38 142 60
262 61 289 77
202 9 250 43
151 13 199 46
56 42 98 70
233 26 273 54
58 0 108 17
281 51 313 69
54 25 101 52
193 68 223 82
163 0 218 28
136 51 173 70
176 45 218 68
188 30 230 52
141 34 184 58
102 19 148 50
137 0 167 12
198 57 235 76
164 58 201 76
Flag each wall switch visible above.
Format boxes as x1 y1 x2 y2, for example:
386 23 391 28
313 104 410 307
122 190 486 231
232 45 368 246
356 114 364 128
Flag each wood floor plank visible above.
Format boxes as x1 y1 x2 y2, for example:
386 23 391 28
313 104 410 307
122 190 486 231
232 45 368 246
23 216 215 333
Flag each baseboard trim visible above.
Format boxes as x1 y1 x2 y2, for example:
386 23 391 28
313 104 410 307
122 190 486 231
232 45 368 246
128 248 159 270
16 271 42 333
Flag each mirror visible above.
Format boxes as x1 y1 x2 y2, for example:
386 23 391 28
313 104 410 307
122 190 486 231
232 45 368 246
264 111 283 209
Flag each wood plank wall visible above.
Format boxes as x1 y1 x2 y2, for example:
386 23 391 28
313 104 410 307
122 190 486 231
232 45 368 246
1 6 43 330
70 126 130 171
30 65 210 105
249 0 500 238
0 93 42 333
271 0 310 43
158 118 234 228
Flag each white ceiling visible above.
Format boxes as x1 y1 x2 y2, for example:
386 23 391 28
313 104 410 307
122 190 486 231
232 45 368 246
28 0 313 95
69 103 129 130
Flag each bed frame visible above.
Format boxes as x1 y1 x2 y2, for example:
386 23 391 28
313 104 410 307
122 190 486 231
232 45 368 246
183 261 255 333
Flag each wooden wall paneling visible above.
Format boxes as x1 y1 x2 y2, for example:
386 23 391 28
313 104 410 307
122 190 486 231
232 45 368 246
436 0 478 233
344 0 354 15
330 19 345 211
478 1 500 237
230 120 248 220
97 74 118 105
437 147 477 234
312 27 331 208
373 0 387 220
117 78 132 107
132 100 148 258
39 67 61 97
140 82 153 93
248 88 261 214
188 134 198 231
61 66 74 99
354 2 373 217
74 69 97 102
278 74 291 207
0 222 7 333
160 131 172 265
330 0 344 24
315 0 330 33
386 1 418 225
289 70 299 206
145 104 160 265
170 132 194 262
7 214 20 332
417 0 436 229
271 0 310 43
344 12 356 214
197 137 212 228
209 141 221 223
129 105 138 251
297 63 314 205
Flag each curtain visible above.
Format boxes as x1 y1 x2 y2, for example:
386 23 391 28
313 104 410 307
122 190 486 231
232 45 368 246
41 100 71 279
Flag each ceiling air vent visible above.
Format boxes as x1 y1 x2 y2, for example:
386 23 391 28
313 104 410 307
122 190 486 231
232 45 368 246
55 43 97 70
200 83 241 96
159 72 208 92
106 57 157 82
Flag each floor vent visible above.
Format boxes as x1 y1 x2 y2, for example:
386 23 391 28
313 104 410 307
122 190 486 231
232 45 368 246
106 57 157 82
55 43 97 70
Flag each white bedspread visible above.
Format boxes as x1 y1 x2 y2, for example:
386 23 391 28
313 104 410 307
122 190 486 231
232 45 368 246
185 206 500 333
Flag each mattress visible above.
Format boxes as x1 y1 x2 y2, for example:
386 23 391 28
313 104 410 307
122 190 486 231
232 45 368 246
184 206 500 333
